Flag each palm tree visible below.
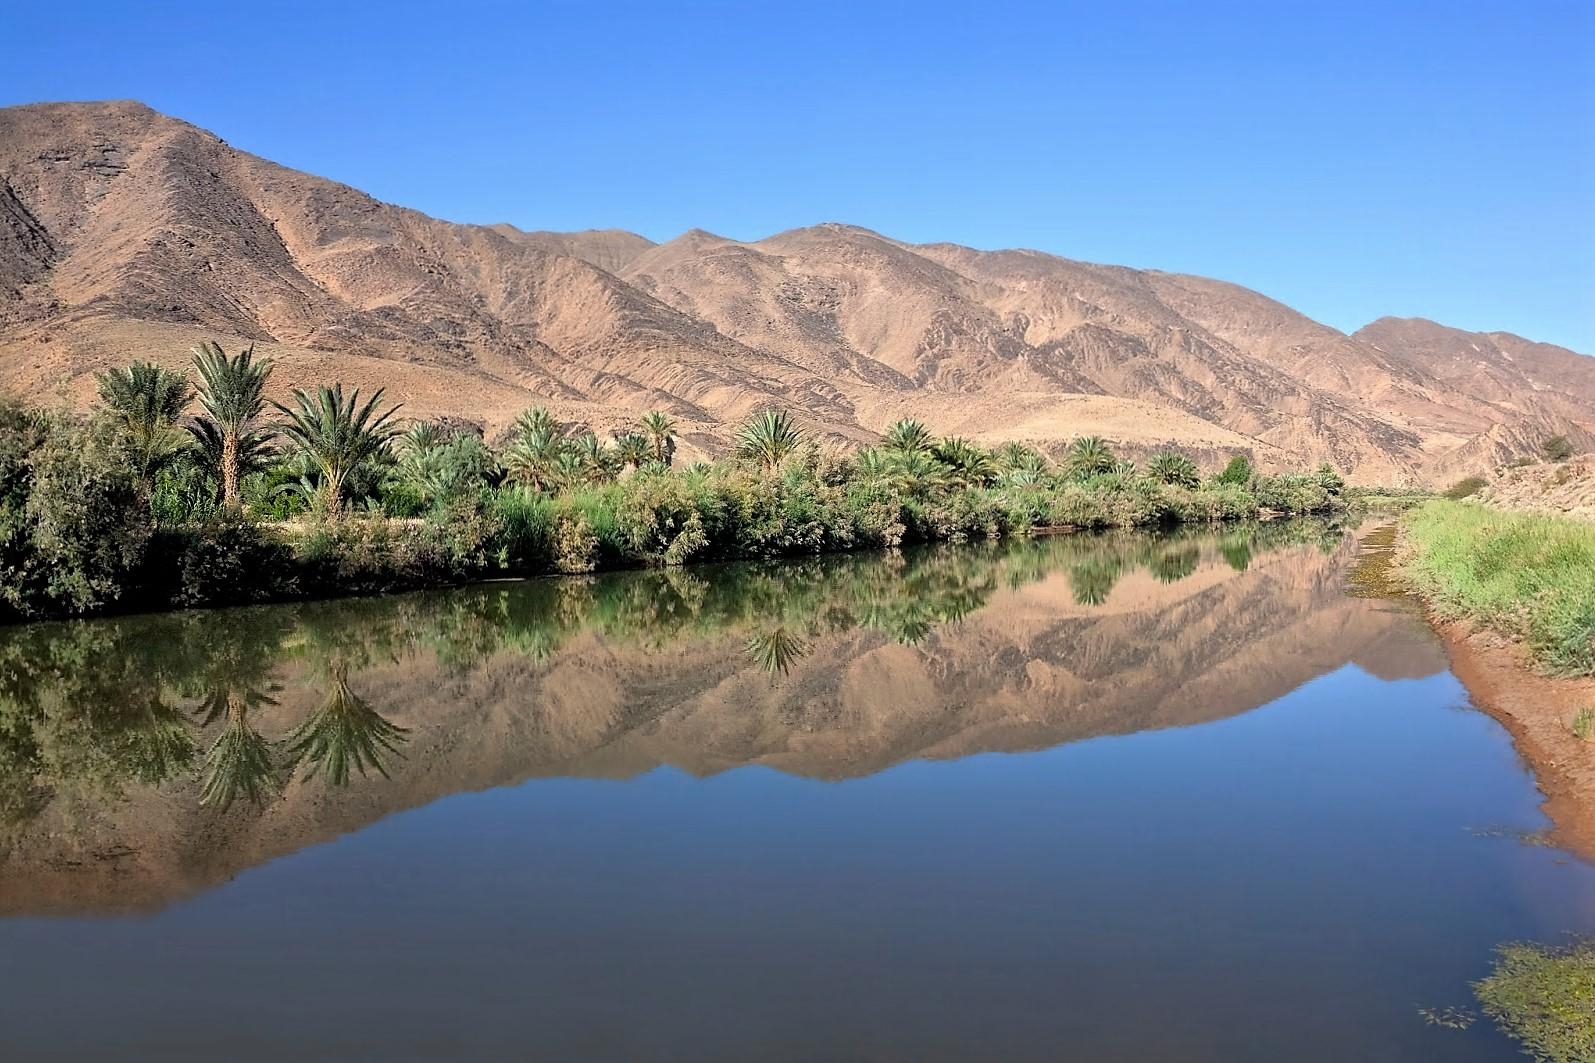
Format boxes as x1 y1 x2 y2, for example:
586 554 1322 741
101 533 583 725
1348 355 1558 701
867 450 950 494
189 341 273 509
736 409 803 473
190 413 273 489
883 418 934 455
1068 436 1116 478
931 437 995 486
503 426 566 492
613 432 651 470
994 441 1043 471
1147 451 1200 488
640 411 676 466
273 385 402 516
95 361 194 486
513 406 563 443
570 432 619 483
398 421 451 457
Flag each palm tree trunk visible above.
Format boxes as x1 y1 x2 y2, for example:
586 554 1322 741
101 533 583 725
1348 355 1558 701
324 467 345 519
221 433 240 509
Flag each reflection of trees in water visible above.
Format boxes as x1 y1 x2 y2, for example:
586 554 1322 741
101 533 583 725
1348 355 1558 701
746 627 810 675
196 689 281 811
1069 559 1123 606
285 666 409 785
0 517 1346 826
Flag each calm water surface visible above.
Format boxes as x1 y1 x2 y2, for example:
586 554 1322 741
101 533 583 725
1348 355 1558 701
0 522 1590 1061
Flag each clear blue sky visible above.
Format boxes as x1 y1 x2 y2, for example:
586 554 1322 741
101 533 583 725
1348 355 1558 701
6 0 1593 351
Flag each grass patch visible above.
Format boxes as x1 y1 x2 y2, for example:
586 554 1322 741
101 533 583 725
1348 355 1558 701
1474 938 1595 1062
1402 501 1595 676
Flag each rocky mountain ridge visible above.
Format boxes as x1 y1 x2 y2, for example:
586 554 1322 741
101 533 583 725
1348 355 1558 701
1 100 1590 483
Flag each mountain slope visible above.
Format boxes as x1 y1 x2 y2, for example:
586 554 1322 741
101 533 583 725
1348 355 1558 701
1 100 1590 482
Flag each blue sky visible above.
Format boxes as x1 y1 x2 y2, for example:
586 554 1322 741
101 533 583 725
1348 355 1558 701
6 1 1593 351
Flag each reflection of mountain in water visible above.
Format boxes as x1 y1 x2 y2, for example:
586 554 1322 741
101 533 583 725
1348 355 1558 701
0 522 1443 914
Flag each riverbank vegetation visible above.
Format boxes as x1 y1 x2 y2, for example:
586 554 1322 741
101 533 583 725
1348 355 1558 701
1401 501 1595 677
0 344 1351 621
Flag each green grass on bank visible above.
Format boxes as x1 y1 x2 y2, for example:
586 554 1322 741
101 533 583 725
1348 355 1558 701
1402 500 1595 676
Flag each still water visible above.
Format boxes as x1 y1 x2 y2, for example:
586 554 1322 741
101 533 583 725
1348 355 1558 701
0 522 1589 1061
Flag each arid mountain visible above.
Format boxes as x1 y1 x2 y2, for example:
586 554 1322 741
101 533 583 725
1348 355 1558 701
1 100 1590 482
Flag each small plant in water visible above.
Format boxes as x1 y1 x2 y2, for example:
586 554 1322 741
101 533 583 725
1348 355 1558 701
1573 707 1595 741
1474 937 1595 1062
1417 1005 1476 1030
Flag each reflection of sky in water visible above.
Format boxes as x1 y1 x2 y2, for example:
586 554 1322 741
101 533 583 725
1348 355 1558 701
0 525 1589 1060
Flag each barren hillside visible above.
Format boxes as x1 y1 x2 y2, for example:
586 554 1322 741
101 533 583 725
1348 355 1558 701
2 100 1590 482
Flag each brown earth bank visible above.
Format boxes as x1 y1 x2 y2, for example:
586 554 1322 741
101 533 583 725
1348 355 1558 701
1475 454 1595 521
1430 616 1595 862
3 101 1593 483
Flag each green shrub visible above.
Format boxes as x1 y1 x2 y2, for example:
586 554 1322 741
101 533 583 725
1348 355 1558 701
1443 476 1488 500
1542 435 1576 462
0 413 151 618
1217 454 1254 485
145 514 297 608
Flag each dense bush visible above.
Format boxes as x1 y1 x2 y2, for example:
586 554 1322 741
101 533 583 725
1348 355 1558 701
0 408 152 619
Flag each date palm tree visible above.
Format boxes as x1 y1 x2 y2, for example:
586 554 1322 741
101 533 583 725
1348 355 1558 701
274 385 402 516
95 360 194 486
613 431 651 469
640 410 676 466
883 418 933 456
931 437 995 487
1147 451 1200 488
745 626 810 676
512 406 564 445
503 426 567 492
736 409 803 473
189 341 273 509
1068 435 1116 478
571 432 619 483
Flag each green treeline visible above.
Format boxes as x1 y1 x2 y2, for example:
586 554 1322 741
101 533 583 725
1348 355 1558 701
0 343 1350 621
1402 500 1595 676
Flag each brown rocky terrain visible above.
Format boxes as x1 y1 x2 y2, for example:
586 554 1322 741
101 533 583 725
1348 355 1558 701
1471 454 1595 520
2 100 1591 481
0 532 1446 915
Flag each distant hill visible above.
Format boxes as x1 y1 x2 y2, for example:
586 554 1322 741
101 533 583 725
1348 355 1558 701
2 100 1590 482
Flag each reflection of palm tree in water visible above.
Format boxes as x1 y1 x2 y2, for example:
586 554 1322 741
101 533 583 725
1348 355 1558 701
195 686 281 811
285 664 409 785
745 627 810 676
118 696 199 785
